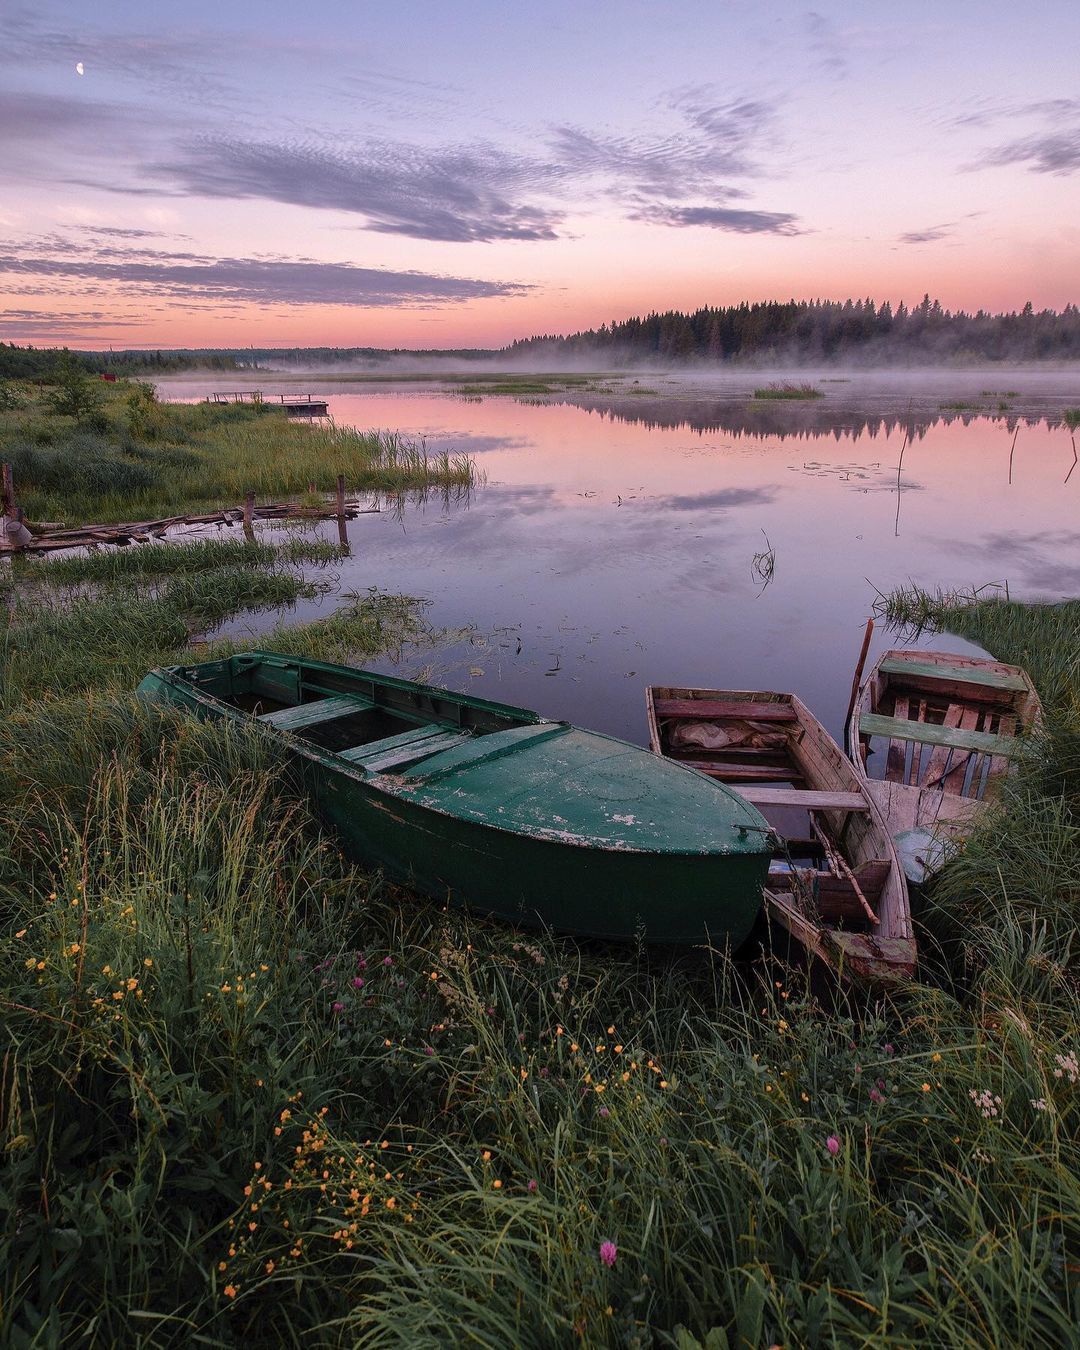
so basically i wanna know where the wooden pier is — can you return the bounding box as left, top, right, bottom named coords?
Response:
left=208, top=391, right=330, bottom=417
left=1, top=462, right=374, bottom=555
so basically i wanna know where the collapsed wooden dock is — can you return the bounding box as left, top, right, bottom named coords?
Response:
left=1, top=466, right=375, bottom=555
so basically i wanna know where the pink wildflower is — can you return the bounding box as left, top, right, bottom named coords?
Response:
left=527, top=1179, right=538, bottom=1193
left=352, top=977, right=365, bottom=989
left=332, top=1002, right=345, bottom=1013
left=826, top=1135, right=840, bottom=1156
left=599, top=1240, right=618, bottom=1268
left=382, top=956, right=393, bottom=966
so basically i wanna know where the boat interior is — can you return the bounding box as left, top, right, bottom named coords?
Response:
left=172, top=652, right=541, bottom=774
left=856, top=655, right=1033, bottom=801
left=649, top=689, right=895, bottom=930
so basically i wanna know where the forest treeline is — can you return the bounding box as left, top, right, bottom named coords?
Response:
left=504, top=297, right=1080, bottom=364
left=4, top=296, right=1080, bottom=376
left=0, top=344, right=245, bottom=381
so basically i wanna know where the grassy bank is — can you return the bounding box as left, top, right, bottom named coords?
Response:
left=0, top=380, right=476, bottom=525
left=2, top=563, right=1079, bottom=1345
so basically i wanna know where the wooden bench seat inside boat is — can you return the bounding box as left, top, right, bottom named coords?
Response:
left=877, top=656, right=1028, bottom=693
left=337, top=726, right=471, bottom=772
left=859, top=712, right=1018, bottom=758
left=258, top=694, right=374, bottom=730
left=653, top=698, right=797, bottom=721
left=736, top=787, right=869, bottom=811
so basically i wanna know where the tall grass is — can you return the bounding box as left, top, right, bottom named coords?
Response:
left=3, top=731, right=1077, bottom=1344
left=2, top=549, right=1079, bottom=1343
left=1, top=388, right=478, bottom=524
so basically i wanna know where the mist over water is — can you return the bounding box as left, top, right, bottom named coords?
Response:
left=162, top=369, right=1080, bottom=747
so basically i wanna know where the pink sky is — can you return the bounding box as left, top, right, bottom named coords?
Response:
left=2, top=1, right=1078, bottom=349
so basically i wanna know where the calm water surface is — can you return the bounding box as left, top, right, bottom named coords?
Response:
left=160, top=372, right=1080, bottom=748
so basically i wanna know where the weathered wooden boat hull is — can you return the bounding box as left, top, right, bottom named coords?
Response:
left=646, top=686, right=914, bottom=984
left=848, top=649, right=1042, bottom=881
left=138, top=653, right=774, bottom=947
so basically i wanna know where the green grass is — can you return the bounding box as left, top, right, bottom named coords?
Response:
left=751, top=383, right=824, bottom=401
left=2, top=553, right=1080, bottom=1343
left=0, top=386, right=477, bottom=525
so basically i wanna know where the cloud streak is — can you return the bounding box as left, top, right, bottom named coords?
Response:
left=637, top=204, right=803, bottom=235
left=0, top=242, right=533, bottom=307
left=154, top=137, right=564, bottom=242
left=977, top=129, right=1080, bottom=175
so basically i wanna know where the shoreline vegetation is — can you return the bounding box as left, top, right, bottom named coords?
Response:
left=0, top=369, right=476, bottom=528
left=2, top=384, right=1078, bottom=1343
left=3, top=513, right=1079, bottom=1340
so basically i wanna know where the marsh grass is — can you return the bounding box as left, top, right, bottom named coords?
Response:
left=3, top=738, right=1078, bottom=1345
left=2, top=545, right=1080, bottom=1343
left=0, top=388, right=477, bottom=525
left=751, top=383, right=823, bottom=401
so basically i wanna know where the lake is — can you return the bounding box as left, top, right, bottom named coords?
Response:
left=158, top=368, right=1080, bottom=749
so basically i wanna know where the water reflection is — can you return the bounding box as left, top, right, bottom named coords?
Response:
left=541, top=397, right=1059, bottom=441
left=162, top=374, right=1080, bottom=749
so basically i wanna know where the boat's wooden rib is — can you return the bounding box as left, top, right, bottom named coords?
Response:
left=138, top=652, right=777, bottom=947
left=848, top=648, right=1042, bottom=881
left=646, top=685, right=914, bottom=985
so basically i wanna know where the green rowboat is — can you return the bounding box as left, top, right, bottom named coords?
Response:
left=137, top=651, right=773, bottom=945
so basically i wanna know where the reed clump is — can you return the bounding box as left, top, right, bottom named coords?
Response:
left=751, top=382, right=824, bottom=400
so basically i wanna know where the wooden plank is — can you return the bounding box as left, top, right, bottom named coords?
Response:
left=941, top=706, right=980, bottom=795
left=735, top=787, right=869, bottom=811
left=685, top=763, right=804, bottom=782
left=859, top=712, right=1019, bottom=757
left=878, top=656, right=1027, bottom=692
left=653, top=698, right=797, bottom=721
left=345, top=728, right=469, bottom=773
left=920, top=701, right=965, bottom=786
left=885, top=694, right=909, bottom=784
left=908, top=698, right=928, bottom=786
left=259, top=695, right=371, bottom=730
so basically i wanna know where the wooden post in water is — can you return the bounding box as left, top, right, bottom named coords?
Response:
left=243, top=490, right=255, bottom=542
left=1, top=463, right=34, bottom=550
left=336, top=473, right=350, bottom=552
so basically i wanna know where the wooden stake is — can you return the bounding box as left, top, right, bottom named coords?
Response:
left=2, top=462, right=13, bottom=518
left=243, top=490, right=255, bottom=541
left=336, top=473, right=346, bottom=518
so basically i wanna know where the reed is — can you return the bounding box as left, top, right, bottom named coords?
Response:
left=751, top=383, right=824, bottom=400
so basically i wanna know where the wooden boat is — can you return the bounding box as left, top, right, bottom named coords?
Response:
left=137, top=652, right=775, bottom=946
left=646, top=686, right=914, bottom=984
left=848, top=649, right=1042, bottom=882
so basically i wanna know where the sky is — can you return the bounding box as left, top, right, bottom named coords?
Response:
left=2, top=0, right=1079, bottom=350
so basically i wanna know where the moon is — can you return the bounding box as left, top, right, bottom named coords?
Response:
left=75, top=62, right=84, bottom=75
